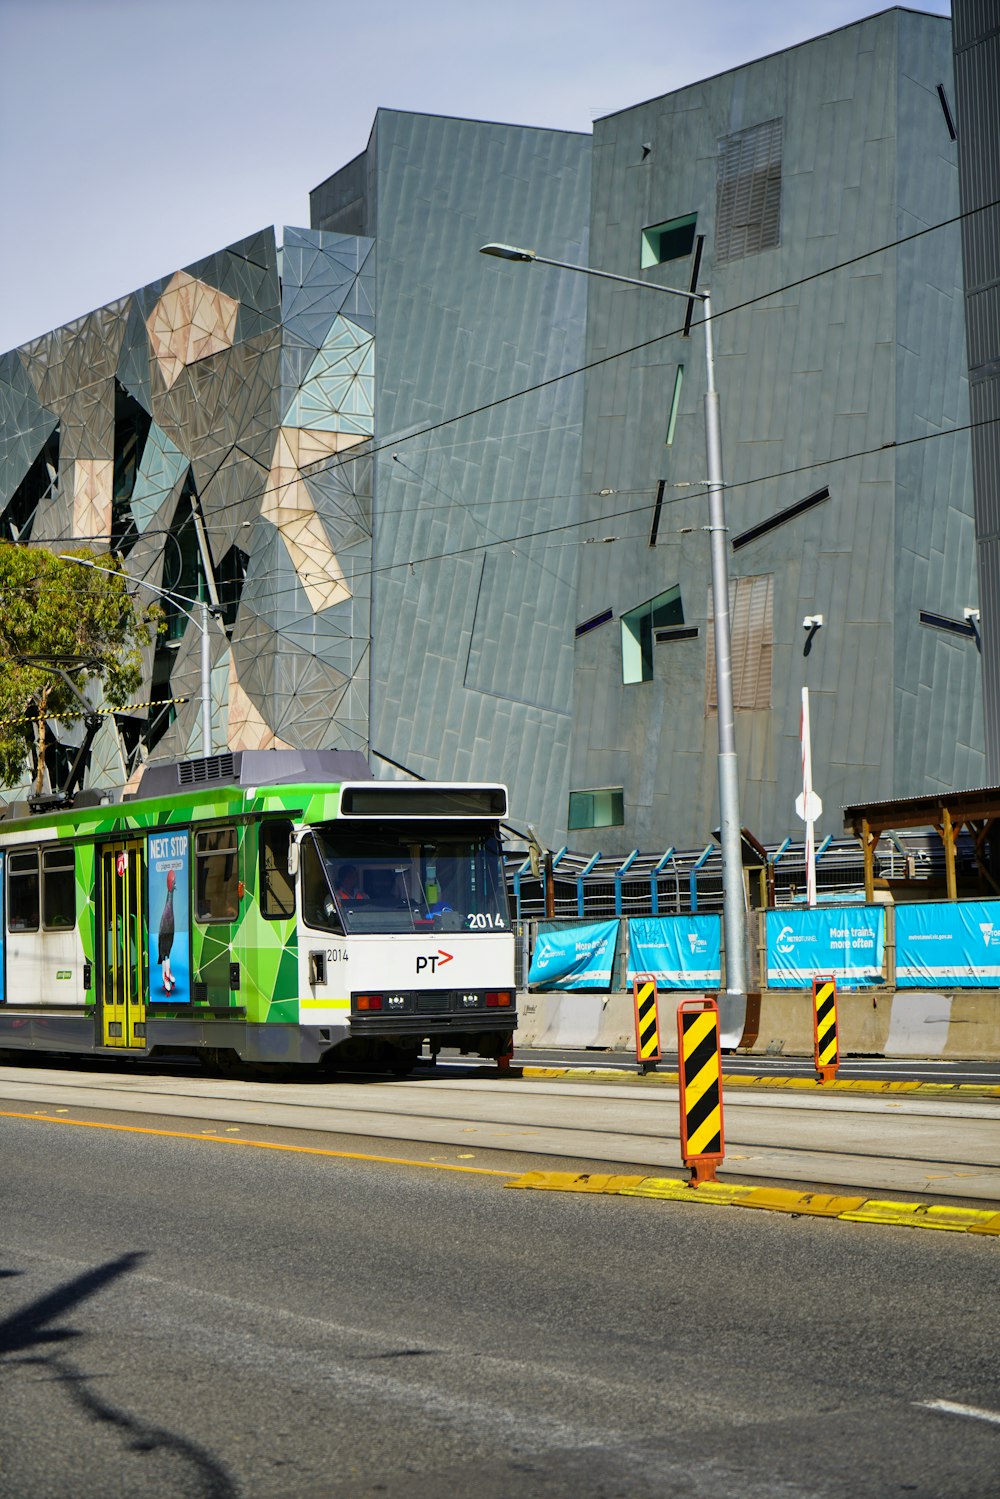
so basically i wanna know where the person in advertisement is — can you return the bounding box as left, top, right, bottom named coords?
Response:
left=148, top=833, right=190, bottom=1002
left=158, top=868, right=177, bottom=994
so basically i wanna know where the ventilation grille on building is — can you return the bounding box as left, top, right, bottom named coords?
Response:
left=716, top=118, right=783, bottom=264
left=178, top=753, right=238, bottom=785
left=706, top=575, right=774, bottom=711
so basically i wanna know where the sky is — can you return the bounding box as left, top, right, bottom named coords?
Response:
left=0, top=0, right=951, bottom=354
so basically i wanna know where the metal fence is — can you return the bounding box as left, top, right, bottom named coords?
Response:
left=505, top=829, right=978, bottom=925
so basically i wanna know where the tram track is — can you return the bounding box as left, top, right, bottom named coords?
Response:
left=1, top=1062, right=998, bottom=1205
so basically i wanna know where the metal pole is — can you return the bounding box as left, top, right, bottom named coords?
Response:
left=199, top=601, right=212, bottom=757
left=702, top=294, right=747, bottom=1007
left=480, top=247, right=750, bottom=1024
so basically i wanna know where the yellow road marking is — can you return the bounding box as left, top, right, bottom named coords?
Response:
left=0, top=1110, right=517, bottom=1178
left=507, top=1170, right=1000, bottom=1232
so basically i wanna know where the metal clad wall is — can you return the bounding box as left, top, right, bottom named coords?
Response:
left=953, top=0, right=1000, bottom=779
left=570, top=11, right=976, bottom=852
left=353, top=112, right=591, bottom=834
left=895, top=11, right=983, bottom=794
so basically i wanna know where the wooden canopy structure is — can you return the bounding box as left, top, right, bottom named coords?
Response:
left=843, top=787, right=1000, bottom=903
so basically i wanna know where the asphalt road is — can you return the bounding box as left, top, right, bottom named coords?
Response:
left=2, top=1061, right=999, bottom=1203
left=2, top=1112, right=1000, bottom=1499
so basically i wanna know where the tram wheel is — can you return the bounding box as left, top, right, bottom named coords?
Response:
left=200, top=1047, right=243, bottom=1076
left=387, top=1045, right=420, bottom=1078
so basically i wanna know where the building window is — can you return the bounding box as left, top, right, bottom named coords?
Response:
left=731, top=486, right=830, bottom=551
left=194, top=827, right=239, bottom=922
left=706, top=575, right=774, bottom=711
left=568, top=789, right=625, bottom=831
left=666, top=366, right=684, bottom=446
left=716, top=119, right=782, bottom=264
left=622, top=587, right=684, bottom=684
left=260, top=821, right=295, bottom=919
left=42, top=847, right=76, bottom=930
left=641, top=213, right=697, bottom=268
left=7, top=850, right=39, bottom=932
left=575, top=608, right=614, bottom=638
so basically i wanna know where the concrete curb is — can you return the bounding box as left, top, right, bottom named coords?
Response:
left=506, top=1170, right=1000, bottom=1233
left=519, top=1064, right=1000, bottom=1099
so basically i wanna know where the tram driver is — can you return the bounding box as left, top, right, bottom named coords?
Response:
left=334, top=864, right=369, bottom=904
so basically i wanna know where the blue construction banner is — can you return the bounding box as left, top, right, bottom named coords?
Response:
left=528, top=920, right=620, bottom=990
left=626, top=915, right=721, bottom=988
left=766, top=905, right=884, bottom=989
left=896, top=900, right=1000, bottom=986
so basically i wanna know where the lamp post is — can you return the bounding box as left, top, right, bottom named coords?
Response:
left=59, top=555, right=217, bottom=758
left=480, top=242, right=748, bottom=1016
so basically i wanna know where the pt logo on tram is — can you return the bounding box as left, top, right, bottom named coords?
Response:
left=416, top=950, right=453, bottom=974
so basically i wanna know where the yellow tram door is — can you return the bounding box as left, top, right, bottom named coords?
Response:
left=99, top=841, right=147, bottom=1049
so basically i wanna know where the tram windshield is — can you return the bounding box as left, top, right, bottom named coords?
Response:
left=301, top=820, right=509, bottom=935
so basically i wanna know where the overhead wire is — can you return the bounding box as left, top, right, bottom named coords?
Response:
left=11, top=192, right=996, bottom=545
left=4, top=195, right=998, bottom=617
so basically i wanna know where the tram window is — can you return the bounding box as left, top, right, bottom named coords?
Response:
left=260, top=821, right=295, bottom=919
left=8, top=850, right=40, bottom=932
left=42, top=847, right=76, bottom=929
left=195, top=826, right=239, bottom=922
left=301, top=838, right=344, bottom=934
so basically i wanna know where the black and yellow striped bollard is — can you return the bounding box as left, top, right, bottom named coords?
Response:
left=632, top=975, right=661, bottom=1074
left=812, top=975, right=840, bottom=1083
left=677, top=996, right=725, bottom=1185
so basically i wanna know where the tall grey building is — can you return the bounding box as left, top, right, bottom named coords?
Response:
left=953, top=0, right=1000, bottom=780
left=568, top=6, right=981, bottom=853
left=0, top=9, right=984, bottom=859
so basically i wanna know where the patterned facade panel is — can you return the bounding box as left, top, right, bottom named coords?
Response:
left=146, top=272, right=240, bottom=390
left=0, top=223, right=371, bottom=797
left=0, top=350, right=58, bottom=502
left=116, top=300, right=154, bottom=413
left=130, top=421, right=190, bottom=533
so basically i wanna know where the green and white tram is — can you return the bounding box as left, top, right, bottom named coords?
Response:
left=0, top=750, right=516, bottom=1074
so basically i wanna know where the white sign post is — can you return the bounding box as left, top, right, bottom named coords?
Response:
left=794, top=686, right=823, bottom=906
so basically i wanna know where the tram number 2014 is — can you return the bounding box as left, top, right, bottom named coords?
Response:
left=326, top=948, right=348, bottom=962
left=465, top=913, right=506, bottom=929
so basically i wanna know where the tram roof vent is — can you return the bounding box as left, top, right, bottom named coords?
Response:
left=178, top=752, right=238, bottom=786
left=131, top=749, right=374, bottom=800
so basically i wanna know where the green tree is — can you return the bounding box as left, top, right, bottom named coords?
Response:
left=0, top=545, right=159, bottom=793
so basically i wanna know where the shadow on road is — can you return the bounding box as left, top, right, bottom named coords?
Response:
left=0, top=1250, right=241, bottom=1498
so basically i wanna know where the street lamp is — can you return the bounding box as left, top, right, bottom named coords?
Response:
left=480, top=241, right=748, bottom=1020
left=59, top=555, right=218, bottom=758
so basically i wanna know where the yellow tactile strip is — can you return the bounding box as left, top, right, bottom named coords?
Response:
left=520, top=1066, right=1000, bottom=1100
left=505, top=1170, right=1000, bottom=1234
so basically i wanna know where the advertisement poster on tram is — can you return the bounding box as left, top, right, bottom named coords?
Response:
left=147, top=832, right=191, bottom=1002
